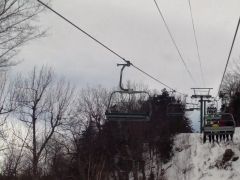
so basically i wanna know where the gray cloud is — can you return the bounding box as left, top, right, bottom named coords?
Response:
left=13, top=0, right=240, bottom=97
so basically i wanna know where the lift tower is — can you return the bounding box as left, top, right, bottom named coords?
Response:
left=191, top=88, right=212, bottom=133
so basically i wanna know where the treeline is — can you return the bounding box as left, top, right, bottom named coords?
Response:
left=0, top=66, right=192, bottom=180
left=221, top=67, right=240, bottom=126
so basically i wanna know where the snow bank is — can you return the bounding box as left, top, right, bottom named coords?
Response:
left=164, top=128, right=240, bottom=180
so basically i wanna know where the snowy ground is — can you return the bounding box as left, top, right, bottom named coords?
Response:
left=164, top=128, right=240, bottom=180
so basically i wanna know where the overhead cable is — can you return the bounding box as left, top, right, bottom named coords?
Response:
left=153, top=0, right=195, bottom=83
left=218, top=16, right=240, bottom=95
left=187, top=0, right=205, bottom=87
left=37, top=0, right=186, bottom=96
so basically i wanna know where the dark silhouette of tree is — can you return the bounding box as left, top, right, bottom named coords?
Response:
left=1, top=81, right=192, bottom=180
left=14, top=66, right=74, bottom=179
left=64, top=87, right=192, bottom=179
left=221, top=68, right=240, bottom=125
left=0, top=0, right=47, bottom=69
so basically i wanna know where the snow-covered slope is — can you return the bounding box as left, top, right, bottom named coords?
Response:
left=165, top=128, right=240, bottom=180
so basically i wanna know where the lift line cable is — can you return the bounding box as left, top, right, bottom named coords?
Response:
left=218, top=16, right=240, bottom=96
left=187, top=0, right=205, bottom=87
left=153, top=0, right=195, bottom=84
left=37, top=0, right=187, bottom=96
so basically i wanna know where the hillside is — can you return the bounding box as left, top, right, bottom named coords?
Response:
left=164, top=128, right=240, bottom=180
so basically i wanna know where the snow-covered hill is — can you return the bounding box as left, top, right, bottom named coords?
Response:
left=164, top=128, right=240, bottom=180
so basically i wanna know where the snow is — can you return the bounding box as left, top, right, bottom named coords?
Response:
left=164, top=128, right=240, bottom=180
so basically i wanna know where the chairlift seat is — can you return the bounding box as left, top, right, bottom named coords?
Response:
left=185, top=108, right=194, bottom=111
left=105, top=111, right=150, bottom=121
left=167, top=112, right=185, bottom=116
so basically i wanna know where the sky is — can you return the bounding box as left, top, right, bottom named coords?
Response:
left=12, top=0, right=240, bottom=129
left=14, top=0, right=240, bottom=95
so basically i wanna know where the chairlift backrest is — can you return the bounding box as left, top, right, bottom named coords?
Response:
left=205, top=113, right=235, bottom=126
left=207, top=106, right=217, bottom=114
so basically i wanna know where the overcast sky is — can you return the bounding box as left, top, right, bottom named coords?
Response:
left=14, top=0, right=240, bottom=99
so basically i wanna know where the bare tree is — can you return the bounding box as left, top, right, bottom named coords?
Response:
left=2, top=128, right=29, bottom=178
left=55, top=86, right=111, bottom=179
left=14, top=66, right=74, bottom=179
left=0, top=72, right=19, bottom=111
left=0, top=0, right=47, bottom=69
left=2, top=137, right=20, bottom=177
left=76, top=86, right=109, bottom=132
left=0, top=72, right=19, bottom=142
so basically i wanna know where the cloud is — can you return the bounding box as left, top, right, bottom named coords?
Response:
left=14, top=0, right=240, bottom=97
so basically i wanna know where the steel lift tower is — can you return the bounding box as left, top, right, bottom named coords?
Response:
left=191, top=88, right=212, bottom=133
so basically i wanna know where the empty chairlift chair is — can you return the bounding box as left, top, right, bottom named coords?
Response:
left=185, top=102, right=200, bottom=112
left=105, top=62, right=152, bottom=122
left=105, top=90, right=151, bottom=121
left=167, top=103, right=185, bottom=116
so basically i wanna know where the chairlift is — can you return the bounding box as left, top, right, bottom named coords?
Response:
left=185, top=108, right=194, bottom=111
left=105, top=62, right=152, bottom=122
left=187, top=107, right=201, bottom=111
left=167, top=103, right=185, bottom=116
left=207, top=106, right=217, bottom=114
left=203, top=113, right=236, bottom=143
left=185, top=102, right=200, bottom=112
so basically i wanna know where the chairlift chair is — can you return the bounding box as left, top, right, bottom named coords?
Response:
left=167, top=103, right=185, bottom=116
left=207, top=106, right=217, bottom=114
left=105, top=90, right=151, bottom=121
left=105, top=62, right=152, bottom=122
left=185, top=102, right=200, bottom=112
left=187, top=107, right=201, bottom=111
left=203, top=113, right=236, bottom=143
left=185, top=108, right=194, bottom=112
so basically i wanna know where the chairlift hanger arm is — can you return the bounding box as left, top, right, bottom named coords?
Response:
left=117, top=61, right=132, bottom=91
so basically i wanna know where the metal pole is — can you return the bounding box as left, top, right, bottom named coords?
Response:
left=203, top=100, right=206, bottom=128
left=191, top=88, right=212, bottom=133
left=200, top=97, right=203, bottom=133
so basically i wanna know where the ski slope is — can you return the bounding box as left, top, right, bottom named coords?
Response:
left=164, top=128, right=240, bottom=180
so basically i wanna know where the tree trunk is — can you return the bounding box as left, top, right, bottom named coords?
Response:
left=132, top=161, right=138, bottom=180
left=32, top=117, right=38, bottom=180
